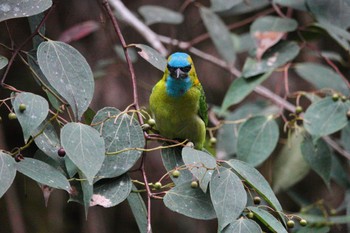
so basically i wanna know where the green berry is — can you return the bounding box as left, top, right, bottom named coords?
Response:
left=209, top=137, right=217, bottom=145
left=57, top=148, right=66, bottom=157
left=172, top=170, right=180, bottom=178
left=148, top=118, right=156, bottom=127
left=8, top=112, right=17, bottom=120
left=154, top=182, right=162, bottom=190
left=19, top=103, right=27, bottom=112
left=141, top=123, right=151, bottom=131
left=287, top=220, right=295, bottom=228
left=299, top=219, right=307, bottom=226
left=253, top=196, right=261, bottom=205
left=247, top=212, right=254, bottom=219
left=332, top=93, right=340, bottom=101
left=191, top=181, right=198, bottom=189
left=295, top=106, right=303, bottom=114
left=341, top=95, right=347, bottom=102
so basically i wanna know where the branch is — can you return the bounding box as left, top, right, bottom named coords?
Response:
left=107, top=0, right=167, bottom=56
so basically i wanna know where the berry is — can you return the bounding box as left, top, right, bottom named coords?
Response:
left=247, top=212, right=254, bottom=219
left=148, top=118, right=156, bottom=127
left=295, top=106, right=303, bottom=114
left=287, top=220, right=295, bottom=228
left=209, top=137, right=217, bottom=145
left=253, top=196, right=261, bottom=205
left=299, top=219, right=307, bottom=226
left=141, top=123, right=151, bottom=131
left=19, top=103, right=27, bottom=112
left=191, top=181, right=198, bottom=189
left=172, top=170, right=180, bottom=178
left=154, top=182, right=162, bottom=190
left=341, top=95, right=347, bottom=102
left=332, top=93, right=340, bottom=101
left=57, top=148, right=66, bottom=157
left=8, top=112, right=17, bottom=120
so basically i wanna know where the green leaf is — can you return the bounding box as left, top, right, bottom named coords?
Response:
left=242, top=41, right=300, bottom=78
left=210, top=167, right=247, bottom=231
left=226, top=160, right=284, bottom=217
left=182, top=147, right=216, bottom=193
left=61, top=123, right=105, bottom=184
left=273, top=0, right=307, bottom=11
left=127, top=185, right=148, bottom=233
left=231, top=33, right=255, bottom=53
left=272, top=131, right=310, bottom=193
left=210, top=0, right=242, bottom=12
left=161, top=145, right=193, bottom=185
left=16, top=158, right=70, bottom=192
left=301, top=136, right=332, bottom=185
left=33, top=121, right=61, bottom=159
left=221, top=71, right=272, bottom=111
left=13, top=92, right=49, bottom=143
left=138, top=5, right=183, bottom=25
left=341, top=123, right=350, bottom=153
left=247, top=206, right=287, bottom=233
left=226, top=0, right=270, bottom=15
left=91, top=107, right=144, bottom=179
left=163, top=182, right=216, bottom=220
left=91, top=174, right=132, bottom=208
left=131, top=44, right=166, bottom=71
left=199, top=7, right=236, bottom=63
left=37, top=40, right=94, bottom=120
left=28, top=13, right=46, bottom=49
left=0, top=152, right=16, bottom=198
left=114, top=46, right=138, bottom=63
left=294, top=63, right=350, bottom=95
left=331, top=155, right=350, bottom=188
left=79, top=172, right=93, bottom=217
left=0, top=55, right=8, bottom=70
left=315, top=22, right=350, bottom=51
left=0, top=0, right=52, bottom=22
left=237, top=116, right=279, bottom=167
left=251, top=16, right=298, bottom=33
left=304, top=97, right=348, bottom=137
left=221, top=218, right=262, bottom=233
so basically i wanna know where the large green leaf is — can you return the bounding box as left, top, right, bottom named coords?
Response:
left=272, top=131, right=310, bottom=193
left=341, top=123, right=350, bottom=153
left=127, top=185, right=148, bottom=233
left=164, top=182, right=216, bottom=220
left=138, top=5, right=183, bottom=25
left=247, top=207, right=287, bottom=233
left=304, top=97, right=348, bottom=137
left=236, top=116, right=279, bottom=167
left=0, top=55, right=8, bottom=70
left=16, top=158, right=70, bottom=192
left=210, top=167, right=247, bottom=231
left=210, top=0, right=242, bottom=12
left=301, top=136, right=332, bottom=185
left=37, top=41, right=94, bottom=120
left=199, top=7, right=236, bottom=63
left=294, top=63, right=350, bottom=95
left=221, top=218, right=262, bottom=233
left=251, top=16, right=298, bottom=33
left=131, top=44, right=166, bottom=71
left=227, top=160, right=283, bottom=216
left=315, top=22, right=350, bottom=51
left=13, top=92, right=49, bottom=143
left=61, top=123, right=105, bottom=184
left=91, top=174, right=132, bottom=208
left=161, top=145, right=193, bottom=185
left=0, top=152, right=16, bottom=198
left=221, top=71, right=272, bottom=112
left=33, top=121, right=60, bottom=159
left=0, top=0, right=52, bottom=22
left=91, top=107, right=144, bottom=179
left=182, top=147, right=216, bottom=193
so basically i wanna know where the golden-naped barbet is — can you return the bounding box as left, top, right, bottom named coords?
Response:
left=149, top=52, right=208, bottom=150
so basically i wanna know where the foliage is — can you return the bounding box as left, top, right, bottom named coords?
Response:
left=1, top=0, right=350, bottom=232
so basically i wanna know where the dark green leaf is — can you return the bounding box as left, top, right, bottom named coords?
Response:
left=199, top=7, right=236, bottom=63
left=164, top=182, right=216, bottom=220
left=61, top=123, right=105, bottom=184
left=0, top=55, right=8, bottom=70
left=251, top=16, right=298, bottom=33
left=231, top=33, right=255, bottom=53
left=221, top=218, right=262, bottom=233
left=13, top=92, right=49, bottom=143
left=273, top=0, right=307, bottom=11
left=301, top=136, right=332, bottom=185
left=304, top=97, right=348, bottom=137
left=225, top=0, right=270, bottom=15
left=182, top=147, right=216, bottom=193
left=79, top=172, right=93, bottom=217
left=33, top=121, right=61, bottom=160
left=28, top=13, right=45, bottom=48
left=247, top=206, right=287, bottom=233
left=294, top=63, right=350, bottom=95
left=210, top=0, right=242, bottom=12
left=138, top=5, right=183, bottom=25
left=0, top=0, right=52, bottom=22
left=272, top=131, right=310, bottom=193
left=221, top=71, right=272, bottom=111
left=16, top=158, right=70, bottom=192
left=91, top=174, right=132, bottom=208
left=37, top=41, right=94, bottom=120
left=315, top=22, right=350, bottom=51
left=161, top=145, right=193, bottom=185
left=210, top=167, right=246, bottom=230
left=0, top=151, right=16, bottom=198
left=91, top=107, right=144, bottom=179
left=341, top=123, right=350, bottom=153
left=127, top=185, right=148, bottom=233
left=331, top=156, right=350, bottom=188
left=131, top=44, right=166, bottom=71
left=237, top=116, right=279, bottom=167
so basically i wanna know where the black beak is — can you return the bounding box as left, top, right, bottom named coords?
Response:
left=170, top=68, right=187, bottom=79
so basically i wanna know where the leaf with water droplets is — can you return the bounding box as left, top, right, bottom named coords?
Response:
left=0, top=151, right=16, bottom=198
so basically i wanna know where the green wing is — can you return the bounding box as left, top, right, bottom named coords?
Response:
left=197, top=85, right=208, bottom=126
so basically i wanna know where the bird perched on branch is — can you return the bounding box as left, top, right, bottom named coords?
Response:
left=149, top=52, right=208, bottom=150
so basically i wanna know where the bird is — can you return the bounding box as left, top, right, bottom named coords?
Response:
left=149, top=52, right=208, bottom=150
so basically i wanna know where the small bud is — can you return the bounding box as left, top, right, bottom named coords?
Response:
left=253, top=196, right=261, bottom=205
left=247, top=212, right=254, bottom=219
left=295, top=106, right=303, bottom=114
left=332, top=93, right=340, bottom=101
left=209, top=137, right=217, bottom=145
left=191, top=181, right=198, bottom=189
left=57, top=148, right=66, bottom=157
left=154, top=182, right=162, bottom=190
left=8, top=112, right=17, bottom=120
left=19, top=103, right=27, bottom=112
left=172, top=170, right=180, bottom=178
left=148, top=118, right=156, bottom=127
left=299, top=219, right=307, bottom=226
left=287, top=220, right=295, bottom=228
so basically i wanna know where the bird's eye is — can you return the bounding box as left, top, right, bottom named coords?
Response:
left=180, top=65, right=191, bottom=73
left=167, top=65, right=176, bottom=73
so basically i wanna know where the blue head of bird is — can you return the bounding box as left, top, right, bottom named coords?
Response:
left=165, top=52, right=198, bottom=98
